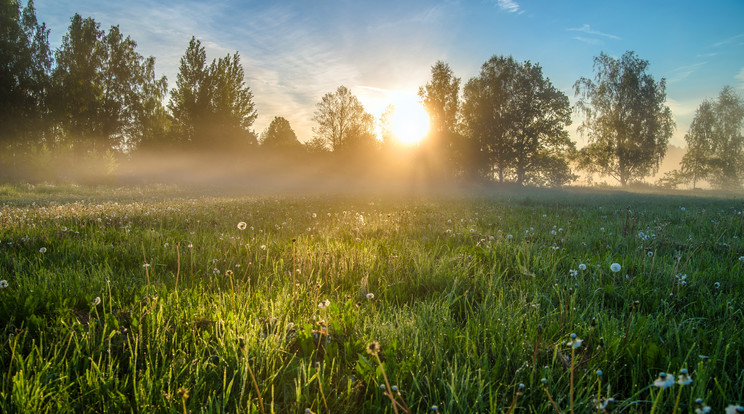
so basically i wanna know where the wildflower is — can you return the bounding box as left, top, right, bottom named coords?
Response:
left=725, top=405, right=744, bottom=414
left=506, top=234, right=513, bottom=240
left=610, top=263, right=621, bottom=273
left=677, top=368, right=692, bottom=385
left=579, top=263, right=587, bottom=271
left=392, top=385, right=398, bottom=392
left=739, top=256, right=744, bottom=262
left=0, top=280, right=8, bottom=289
left=237, top=222, right=247, bottom=230
left=432, top=406, right=439, bottom=411
left=260, top=244, right=266, bottom=250
left=379, top=384, right=386, bottom=390
left=366, top=341, right=380, bottom=355
left=653, top=372, right=674, bottom=388
left=541, top=378, right=547, bottom=384
left=597, top=369, right=603, bottom=377
left=143, top=263, right=150, bottom=268
left=567, top=333, right=583, bottom=348
left=714, top=282, right=721, bottom=289
left=318, top=299, right=330, bottom=309
left=92, top=296, right=101, bottom=306
left=597, top=398, right=615, bottom=411
left=569, top=269, right=578, bottom=277
left=355, top=237, right=361, bottom=242
left=39, top=247, right=47, bottom=253
left=366, top=293, right=375, bottom=300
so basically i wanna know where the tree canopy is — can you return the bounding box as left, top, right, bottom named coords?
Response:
left=574, top=51, right=674, bottom=186
left=679, top=86, right=744, bottom=189
left=312, top=85, right=376, bottom=153
left=462, top=55, right=575, bottom=185
left=168, top=37, right=257, bottom=151
left=261, top=116, right=302, bottom=150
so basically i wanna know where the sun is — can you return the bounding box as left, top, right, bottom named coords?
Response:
left=389, top=94, right=430, bottom=145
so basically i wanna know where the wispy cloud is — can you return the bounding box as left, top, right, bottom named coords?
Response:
left=713, top=33, right=744, bottom=48
left=495, top=0, right=521, bottom=14
left=668, top=62, right=708, bottom=84
left=572, top=36, right=601, bottom=45
left=696, top=52, right=718, bottom=58
left=567, top=24, right=621, bottom=40
left=736, top=67, right=744, bottom=90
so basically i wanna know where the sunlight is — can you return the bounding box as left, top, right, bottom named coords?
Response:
left=390, top=94, right=430, bottom=145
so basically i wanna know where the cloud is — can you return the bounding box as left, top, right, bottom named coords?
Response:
left=713, top=33, right=744, bottom=48
left=696, top=52, right=718, bottom=58
left=567, top=24, right=621, bottom=40
left=572, top=36, right=601, bottom=45
left=495, top=0, right=521, bottom=14
left=668, top=62, right=708, bottom=84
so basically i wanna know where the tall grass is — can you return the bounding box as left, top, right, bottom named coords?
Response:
left=0, top=185, right=742, bottom=412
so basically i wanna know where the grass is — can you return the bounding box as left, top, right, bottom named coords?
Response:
left=0, top=184, right=743, bottom=413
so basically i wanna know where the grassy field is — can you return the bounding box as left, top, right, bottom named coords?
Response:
left=0, top=183, right=743, bottom=413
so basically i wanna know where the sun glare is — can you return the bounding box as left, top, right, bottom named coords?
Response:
left=390, top=95, right=430, bottom=145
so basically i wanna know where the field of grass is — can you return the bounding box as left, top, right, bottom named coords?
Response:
left=1, top=183, right=743, bottom=413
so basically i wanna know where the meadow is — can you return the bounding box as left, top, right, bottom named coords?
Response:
left=0, top=183, right=743, bottom=413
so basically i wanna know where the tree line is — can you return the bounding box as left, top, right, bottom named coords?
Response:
left=2, top=1, right=743, bottom=189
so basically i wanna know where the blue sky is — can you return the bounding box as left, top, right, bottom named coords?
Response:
left=35, top=0, right=744, bottom=147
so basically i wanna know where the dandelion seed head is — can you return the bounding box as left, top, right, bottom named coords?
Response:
left=579, top=263, right=587, bottom=271
left=0, top=280, right=8, bottom=289
left=39, top=247, right=47, bottom=253
left=366, top=293, right=374, bottom=300
left=610, top=263, right=621, bottom=273
left=366, top=341, right=380, bottom=355
left=654, top=372, right=675, bottom=388
left=92, top=296, right=101, bottom=306
left=237, top=222, right=247, bottom=230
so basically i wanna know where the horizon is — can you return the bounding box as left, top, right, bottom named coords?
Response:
left=34, top=0, right=744, bottom=149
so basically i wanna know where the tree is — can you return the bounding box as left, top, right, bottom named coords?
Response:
left=0, top=0, right=51, bottom=152
left=51, top=14, right=167, bottom=155
left=463, top=55, right=575, bottom=184
left=574, top=51, right=674, bottom=186
left=312, top=85, right=376, bottom=152
left=419, top=61, right=462, bottom=176
left=679, top=101, right=715, bottom=188
left=679, top=86, right=744, bottom=190
left=168, top=37, right=257, bottom=150
left=207, top=52, right=257, bottom=149
left=261, top=116, right=302, bottom=150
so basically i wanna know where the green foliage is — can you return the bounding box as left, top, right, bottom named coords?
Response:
left=0, top=185, right=743, bottom=412
left=0, top=0, right=51, bottom=152
left=312, top=85, right=377, bottom=153
left=679, top=86, right=744, bottom=190
left=463, top=55, right=575, bottom=184
left=50, top=14, right=167, bottom=155
left=260, top=116, right=302, bottom=151
left=168, top=37, right=258, bottom=151
left=574, top=51, right=675, bottom=186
